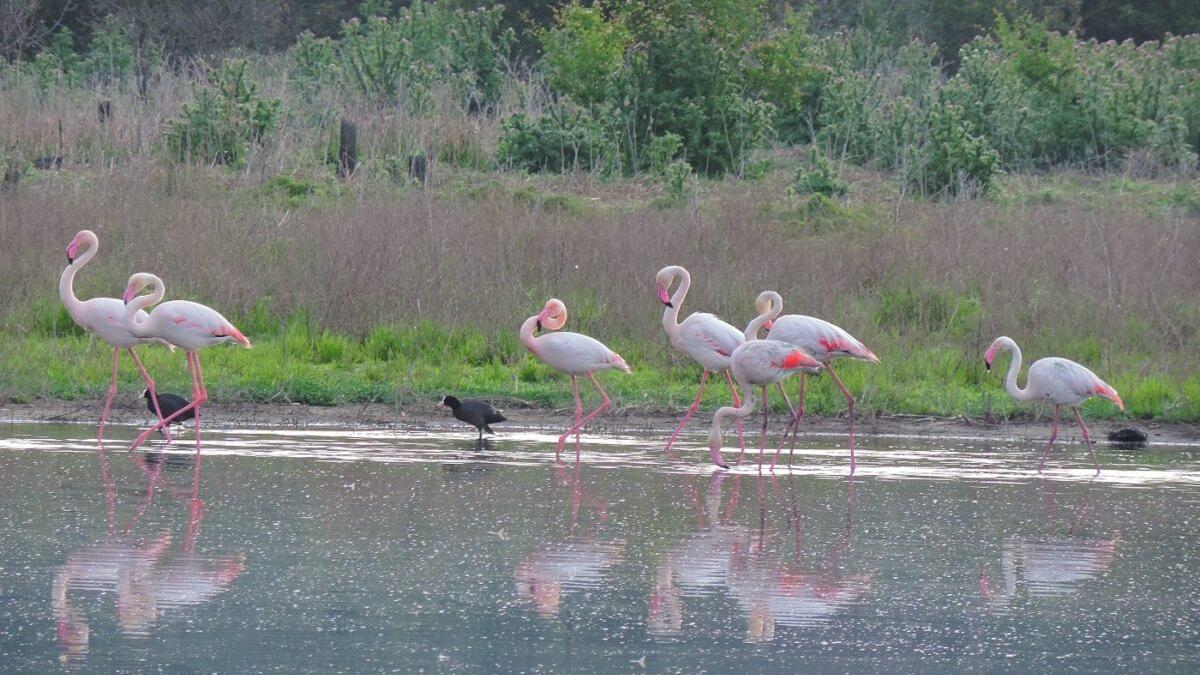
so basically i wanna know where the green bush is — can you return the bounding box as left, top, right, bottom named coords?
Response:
left=788, top=150, right=848, bottom=199
left=164, top=60, right=281, bottom=166
left=906, top=100, right=1000, bottom=197
left=497, top=109, right=618, bottom=174
left=290, top=0, right=513, bottom=111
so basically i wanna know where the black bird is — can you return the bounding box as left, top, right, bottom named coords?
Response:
left=439, top=395, right=507, bottom=440
left=143, top=389, right=195, bottom=431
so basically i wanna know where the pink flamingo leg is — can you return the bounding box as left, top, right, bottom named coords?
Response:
left=785, top=372, right=807, bottom=466
left=1038, top=404, right=1061, bottom=473
left=127, top=347, right=172, bottom=443
left=129, top=351, right=207, bottom=453
left=574, top=375, right=583, bottom=458
left=97, top=347, right=121, bottom=442
left=1073, top=406, right=1101, bottom=474
left=555, top=372, right=612, bottom=456
left=758, top=385, right=769, bottom=465
left=556, top=376, right=583, bottom=460
left=723, top=370, right=746, bottom=460
left=824, top=363, right=857, bottom=475
left=665, top=370, right=709, bottom=452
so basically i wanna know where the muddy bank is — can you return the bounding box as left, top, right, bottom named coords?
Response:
left=2, top=398, right=1198, bottom=446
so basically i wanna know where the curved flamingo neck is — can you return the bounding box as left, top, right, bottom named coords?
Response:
left=707, top=375, right=756, bottom=449
left=124, top=279, right=165, bottom=338
left=1000, top=338, right=1033, bottom=401
left=744, top=291, right=782, bottom=341
left=661, top=266, right=691, bottom=340
left=59, top=242, right=98, bottom=323
left=519, top=315, right=540, bottom=354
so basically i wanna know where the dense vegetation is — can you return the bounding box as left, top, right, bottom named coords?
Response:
left=1, top=1, right=1197, bottom=421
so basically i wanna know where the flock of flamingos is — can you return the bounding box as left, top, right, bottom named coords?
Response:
left=60, top=229, right=1126, bottom=473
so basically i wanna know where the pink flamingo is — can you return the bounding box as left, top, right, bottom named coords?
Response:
left=984, top=336, right=1124, bottom=473
left=757, top=292, right=880, bottom=473
left=656, top=265, right=745, bottom=452
left=708, top=293, right=821, bottom=468
left=520, top=298, right=632, bottom=459
left=121, top=273, right=251, bottom=454
left=59, top=230, right=173, bottom=442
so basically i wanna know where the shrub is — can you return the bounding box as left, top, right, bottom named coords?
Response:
left=164, top=60, right=282, bottom=166
left=497, top=109, right=618, bottom=174
left=788, top=149, right=848, bottom=199
left=540, top=3, right=631, bottom=107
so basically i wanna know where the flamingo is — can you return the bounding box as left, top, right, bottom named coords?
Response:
left=758, top=292, right=880, bottom=472
left=59, top=230, right=173, bottom=442
left=707, top=292, right=821, bottom=469
left=655, top=265, right=745, bottom=453
left=121, top=273, right=251, bottom=454
left=520, top=298, right=632, bottom=459
left=984, top=336, right=1124, bottom=473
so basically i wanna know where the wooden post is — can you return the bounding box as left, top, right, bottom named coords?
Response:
left=408, top=154, right=428, bottom=185
left=337, top=119, right=357, bottom=179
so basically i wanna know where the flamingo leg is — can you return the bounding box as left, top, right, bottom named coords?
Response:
left=665, top=370, right=710, bottom=453
left=128, top=347, right=172, bottom=443
left=556, top=375, right=583, bottom=459
left=129, top=351, right=207, bottom=453
left=190, top=353, right=204, bottom=462
left=824, top=363, right=857, bottom=475
left=556, top=372, right=613, bottom=456
left=758, top=385, right=769, bottom=465
left=723, top=370, right=746, bottom=462
left=1038, top=404, right=1061, bottom=474
left=771, top=378, right=804, bottom=470
left=1073, top=406, right=1101, bottom=474
left=786, top=372, right=807, bottom=466
left=97, top=346, right=120, bottom=442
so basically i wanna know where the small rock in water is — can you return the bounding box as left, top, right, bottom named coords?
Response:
left=1107, top=426, right=1149, bottom=444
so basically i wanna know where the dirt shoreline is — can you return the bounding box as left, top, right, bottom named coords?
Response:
left=2, top=398, right=1198, bottom=445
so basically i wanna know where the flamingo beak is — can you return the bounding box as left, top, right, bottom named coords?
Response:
left=66, top=242, right=78, bottom=264
left=535, top=319, right=542, bottom=332
left=984, top=359, right=991, bottom=372
left=122, top=285, right=136, bottom=305
left=657, top=286, right=672, bottom=307
left=763, top=319, right=773, bottom=331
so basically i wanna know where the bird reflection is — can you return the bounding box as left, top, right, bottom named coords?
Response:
left=651, top=472, right=870, bottom=641
left=980, top=480, right=1117, bottom=609
left=515, top=459, right=625, bottom=617
left=53, top=441, right=245, bottom=667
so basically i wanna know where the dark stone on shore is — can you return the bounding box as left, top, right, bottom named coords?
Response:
left=1107, top=426, right=1149, bottom=445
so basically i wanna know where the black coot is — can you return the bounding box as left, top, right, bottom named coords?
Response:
left=143, top=389, right=196, bottom=430
left=439, top=395, right=507, bottom=439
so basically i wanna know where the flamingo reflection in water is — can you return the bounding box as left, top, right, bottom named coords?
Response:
left=979, top=480, right=1117, bottom=609
left=52, top=442, right=244, bottom=666
left=515, top=460, right=625, bottom=617
left=650, top=472, right=871, bottom=642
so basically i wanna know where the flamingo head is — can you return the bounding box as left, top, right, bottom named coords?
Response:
left=122, top=273, right=157, bottom=305
left=536, top=298, right=568, bottom=333
left=983, top=336, right=1011, bottom=372
left=65, top=230, right=96, bottom=264
left=654, top=267, right=678, bottom=307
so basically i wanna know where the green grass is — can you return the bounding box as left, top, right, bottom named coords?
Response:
left=2, top=312, right=1195, bottom=422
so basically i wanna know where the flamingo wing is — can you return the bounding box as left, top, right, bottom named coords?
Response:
left=1031, top=357, right=1123, bottom=409
left=678, top=313, right=743, bottom=367
left=768, top=315, right=878, bottom=363
left=536, top=331, right=628, bottom=374
left=150, top=300, right=250, bottom=350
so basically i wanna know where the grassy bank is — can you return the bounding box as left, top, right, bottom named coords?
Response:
left=2, top=165, right=1197, bottom=422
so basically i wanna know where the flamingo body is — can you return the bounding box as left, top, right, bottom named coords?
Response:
left=529, top=331, right=629, bottom=376
left=521, top=298, right=631, bottom=457
left=670, top=312, right=743, bottom=372
left=707, top=292, right=821, bottom=468
left=656, top=266, right=748, bottom=454
left=984, top=336, right=1123, bottom=473
left=129, top=300, right=251, bottom=352
left=766, top=314, right=878, bottom=365
left=67, top=298, right=161, bottom=348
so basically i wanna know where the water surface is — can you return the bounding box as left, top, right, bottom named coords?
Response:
left=2, top=423, right=1199, bottom=673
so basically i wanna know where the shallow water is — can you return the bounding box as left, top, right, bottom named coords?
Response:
left=2, top=422, right=1199, bottom=673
